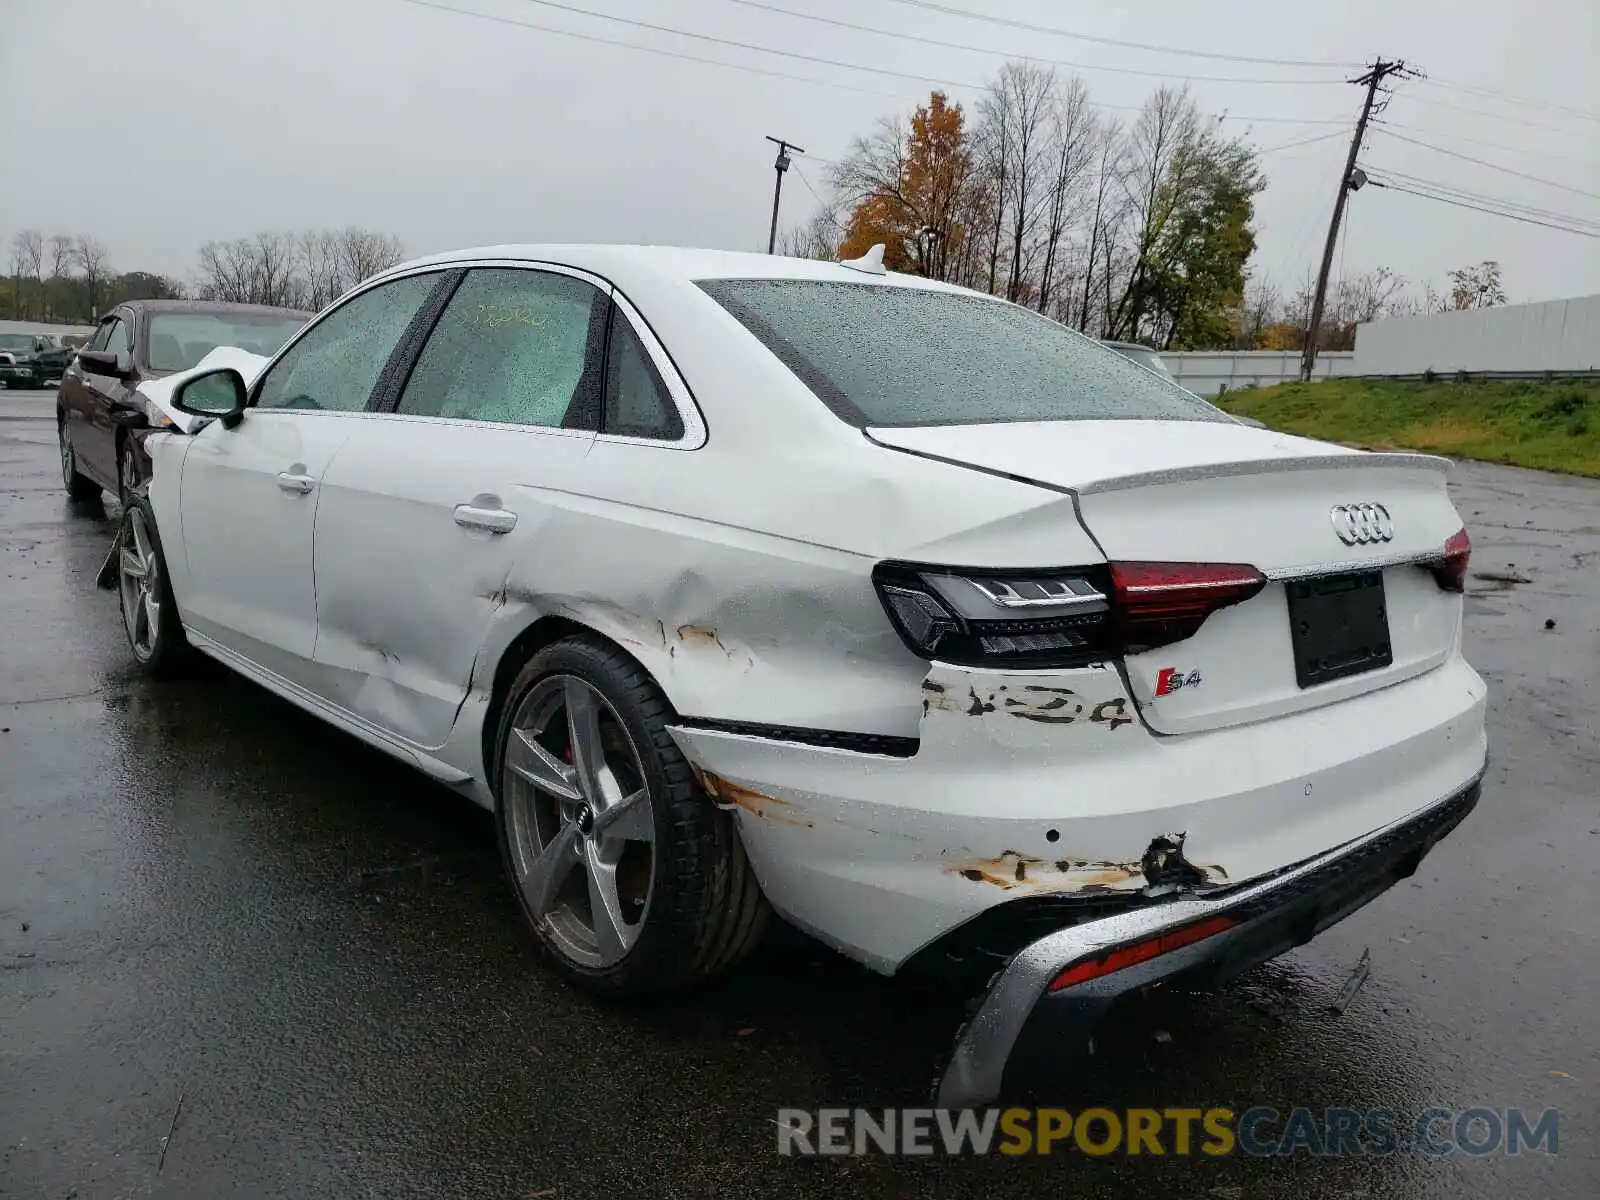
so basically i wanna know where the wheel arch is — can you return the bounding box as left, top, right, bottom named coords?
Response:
left=478, top=613, right=673, bottom=793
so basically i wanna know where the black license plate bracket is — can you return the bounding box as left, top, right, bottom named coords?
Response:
left=1285, top=570, right=1392, bottom=688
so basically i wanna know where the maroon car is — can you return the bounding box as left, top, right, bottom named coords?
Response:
left=57, top=300, right=309, bottom=503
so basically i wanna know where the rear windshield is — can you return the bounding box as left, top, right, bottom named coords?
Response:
left=698, top=279, right=1225, bottom=427
left=147, top=312, right=308, bottom=373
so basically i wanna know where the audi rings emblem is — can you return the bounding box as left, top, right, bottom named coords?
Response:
left=1330, top=502, right=1394, bottom=545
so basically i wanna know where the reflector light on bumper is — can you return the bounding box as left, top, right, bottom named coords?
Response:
left=1048, top=915, right=1238, bottom=991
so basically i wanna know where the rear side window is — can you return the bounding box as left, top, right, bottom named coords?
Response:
left=603, top=312, right=683, bottom=440
left=397, top=268, right=606, bottom=430
left=698, top=279, right=1227, bottom=428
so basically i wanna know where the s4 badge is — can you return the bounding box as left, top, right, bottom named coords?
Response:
left=1155, top=667, right=1202, bottom=697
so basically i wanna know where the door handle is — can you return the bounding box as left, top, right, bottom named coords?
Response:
left=453, top=504, right=517, bottom=534
left=277, top=472, right=316, bottom=494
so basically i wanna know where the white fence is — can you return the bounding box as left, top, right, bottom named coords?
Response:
left=1161, top=294, right=1600, bottom=394
left=1161, top=350, right=1355, bottom=396
left=0, top=319, right=96, bottom=343
left=1354, top=294, right=1600, bottom=376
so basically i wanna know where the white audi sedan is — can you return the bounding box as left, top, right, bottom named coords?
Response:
left=115, top=244, right=1486, bottom=1107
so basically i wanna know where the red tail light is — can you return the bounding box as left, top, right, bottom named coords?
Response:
left=1430, top=528, right=1471, bottom=592
left=1049, top=915, right=1238, bottom=991
left=1109, top=561, right=1267, bottom=653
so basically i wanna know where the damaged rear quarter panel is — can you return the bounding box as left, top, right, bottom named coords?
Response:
left=468, top=430, right=1102, bottom=739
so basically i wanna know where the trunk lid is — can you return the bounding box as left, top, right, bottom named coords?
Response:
left=869, top=420, right=1466, bottom=733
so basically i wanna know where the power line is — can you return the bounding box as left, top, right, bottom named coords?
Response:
left=1364, top=176, right=1600, bottom=238
left=1358, top=165, right=1600, bottom=229
left=1373, top=120, right=1597, bottom=166
left=1371, top=128, right=1600, bottom=201
left=1256, top=129, right=1348, bottom=155
left=397, top=0, right=911, bottom=100
left=791, top=161, right=836, bottom=218
left=873, top=0, right=1360, bottom=68
left=723, top=0, right=1348, bottom=86
left=508, top=0, right=997, bottom=92
left=1398, top=90, right=1595, bottom=135
left=497, top=0, right=1353, bottom=123
left=1417, top=77, right=1599, bottom=124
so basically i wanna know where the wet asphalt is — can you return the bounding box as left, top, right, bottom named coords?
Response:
left=1, top=386, right=1596, bottom=1198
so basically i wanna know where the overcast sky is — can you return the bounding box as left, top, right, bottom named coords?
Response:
left=3, top=0, right=1596, bottom=304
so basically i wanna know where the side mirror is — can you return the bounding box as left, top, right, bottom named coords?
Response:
left=171, top=367, right=249, bottom=429
left=77, top=349, right=124, bottom=377
left=109, top=407, right=149, bottom=430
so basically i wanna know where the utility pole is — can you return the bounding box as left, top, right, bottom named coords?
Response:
left=1301, top=58, right=1418, bottom=381
left=765, top=135, right=803, bottom=255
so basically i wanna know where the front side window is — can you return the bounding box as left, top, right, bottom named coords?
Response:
left=397, top=268, right=606, bottom=430
left=105, top=317, right=133, bottom=358
left=148, top=311, right=308, bottom=373
left=86, top=320, right=115, bottom=352
left=255, top=273, right=439, bottom=413
left=699, top=279, right=1228, bottom=428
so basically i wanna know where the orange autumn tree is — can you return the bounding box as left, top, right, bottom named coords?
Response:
left=835, top=92, right=976, bottom=279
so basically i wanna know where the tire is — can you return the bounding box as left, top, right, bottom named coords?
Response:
left=117, top=434, right=142, bottom=507
left=116, top=497, right=194, bottom=676
left=59, top=420, right=101, bottom=502
left=493, top=635, right=769, bottom=997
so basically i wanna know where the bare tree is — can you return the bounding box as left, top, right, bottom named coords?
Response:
left=9, top=231, right=43, bottom=319
left=334, top=228, right=405, bottom=293
left=73, top=236, right=112, bottom=319
left=1338, top=266, right=1410, bottom=325
left=1035, top=77, right=1095, bottom=316
left=979, top=62, right=1058, bottom=303
left=195, top=238, right=259, bottom=303
left=197, top=227, right=403, bottom=308
left=251, top=231, right=303, bottom=308
left=1236, top=277, right=1282, bottom=348
left=1448, top=260, right=1506, bottom=310
left=1077, top=121, right=1124, bottom=335
left=779, top=204, right=845, bottom=261
left=298, top=230, right=343, bottom=310
left=1107, top=86, right=1203, bottom=341
left=47, top=235, right=74, bottom=281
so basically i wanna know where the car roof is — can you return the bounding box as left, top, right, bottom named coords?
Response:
left=120, top=299, right=313, bottom=318
left=379, top=243, right=975, bottom=296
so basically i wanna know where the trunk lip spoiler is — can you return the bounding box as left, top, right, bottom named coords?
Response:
left=863, top=428, right=1451, bottom=497
left=1264, top=545, right=1456, bottom=582
left=1075, top=451, right=1452, bottom=496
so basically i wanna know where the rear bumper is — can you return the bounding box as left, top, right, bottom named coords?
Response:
left=668, top=655, right=1488, bottom=973
left=935, top=773, right=1483, bottom=1108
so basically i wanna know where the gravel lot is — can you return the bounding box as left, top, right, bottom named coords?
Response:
left=2, top=385, right=1595, bottom=1197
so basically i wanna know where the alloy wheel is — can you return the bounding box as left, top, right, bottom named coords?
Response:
left=503, top=675, right=657, bottom=968
left=118, top=509, right=162, bottom=661
left=60, top=430, right=74, bottom=489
